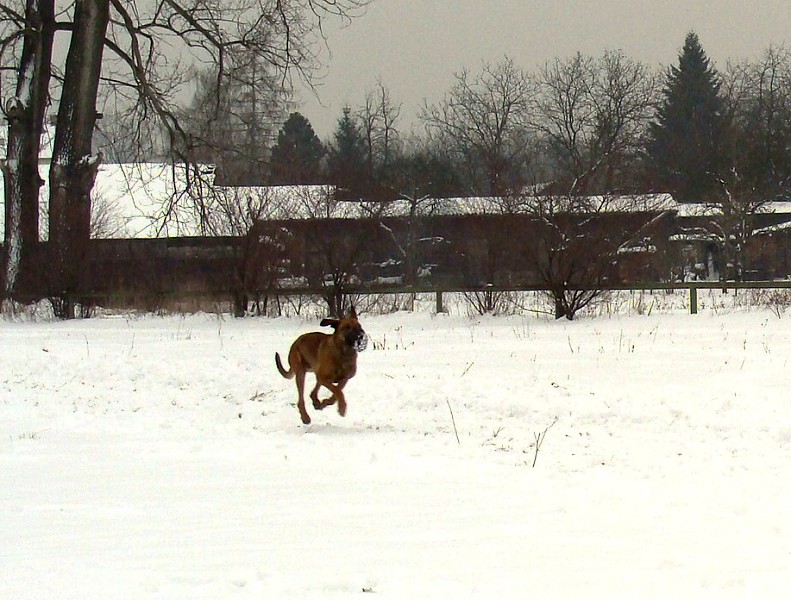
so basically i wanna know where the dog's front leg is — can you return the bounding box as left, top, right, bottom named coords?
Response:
left=309, top=381, right=324, bottom=410
left=319, top=379, right=348, bottom=417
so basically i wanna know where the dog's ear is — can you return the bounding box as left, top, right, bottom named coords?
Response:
left=349, top=305, right=357, bottom=319
left=320, top=318, right=340, bottom=329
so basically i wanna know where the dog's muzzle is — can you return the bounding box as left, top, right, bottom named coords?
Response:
left=353, top=332, right=369, bottom=352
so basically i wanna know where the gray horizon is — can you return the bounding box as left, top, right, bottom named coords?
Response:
left=296, top=0, right=791, bottom=137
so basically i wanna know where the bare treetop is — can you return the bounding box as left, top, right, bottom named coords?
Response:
left=97, top=1, right=369, bottom=157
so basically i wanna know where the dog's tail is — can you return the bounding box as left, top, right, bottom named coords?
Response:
left=275, top=352, right=293, bottom=379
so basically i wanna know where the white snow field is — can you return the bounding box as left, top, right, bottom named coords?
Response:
left=2, top=292, right=790, bottom=599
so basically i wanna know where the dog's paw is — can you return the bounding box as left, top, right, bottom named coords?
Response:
left=300, top=414, right=311, bottom=425
left=338, top=403, right=347, bottom=417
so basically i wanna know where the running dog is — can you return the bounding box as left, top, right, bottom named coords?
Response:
left=275, top=309, right=368, bottom=424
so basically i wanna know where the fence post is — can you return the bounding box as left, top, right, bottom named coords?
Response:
left=689, top=286, right=698, bottom=315
left=435, top=290, right=445, bottom=313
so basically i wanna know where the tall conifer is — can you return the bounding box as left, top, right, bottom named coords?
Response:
left=269, top=112, right=325, bottom=184
left=326, top=107, right=370, bottom=195
left=647, top=32, right=728, bottom=201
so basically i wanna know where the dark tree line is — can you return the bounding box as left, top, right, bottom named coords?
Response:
left=4, top=16, right=791, bottom=318
left=263, top=32, right=791, bottom=208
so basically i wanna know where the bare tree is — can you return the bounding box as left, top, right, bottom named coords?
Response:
left=1, top=0, right=371, bottom=312
left=533, top=50, right=656, bottom=195
left=709, top=47, right=791, bottom=280
left=356, top=80, right=402, bottom=182
left=289, top=186, right=374, bottom=315
left=421, top=56, right=535, bottom=196
left=517, top=193, right=671, bottom=319
left=723, top=51, right=784, bottom=180
left=205, top=186, right=292, bottom=316
left=182, top=59, right=290, bottom=186
left=360, top=191, right=449, bottom=288
left=519, top=51, right=662, bottom=318
left=0, top=0, right=53, bottom=297
left=47, top=0, right=110, bottom=318
left=89, top=190, right=126, bottom=239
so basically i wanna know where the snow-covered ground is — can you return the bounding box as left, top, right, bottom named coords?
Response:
left=2, top=292, right=790, bottom=599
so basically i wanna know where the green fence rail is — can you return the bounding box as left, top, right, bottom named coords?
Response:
left=269, top=280, right=791, bottom=315
left=13, top=280, right=791, bottom=315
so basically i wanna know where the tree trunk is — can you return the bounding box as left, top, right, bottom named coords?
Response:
left=1, top=0, right=54, bottom=298
left=554, top=295, right=565, bottom=320
left=48, top=0, right=110, bottom=318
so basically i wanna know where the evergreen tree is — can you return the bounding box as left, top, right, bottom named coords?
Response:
left=647, top=32, right=728, bottom=202
left=326, top=106, right=370, bottom=196
left=269, top=112, right=325, bottom=184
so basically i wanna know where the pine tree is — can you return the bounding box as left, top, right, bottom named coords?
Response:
left=647, top=32, right=728, bottom=202
left=269, top=112, right=325, bottom=184
left=326, top=106, right=370, bottom=196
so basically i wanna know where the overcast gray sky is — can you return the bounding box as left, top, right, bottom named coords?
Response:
left=297, top=0, right=791, bottom=138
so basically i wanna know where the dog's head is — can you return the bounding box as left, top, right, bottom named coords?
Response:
left=321, top=308, right=368, bottom=352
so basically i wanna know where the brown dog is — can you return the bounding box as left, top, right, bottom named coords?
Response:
left=275, top=309, right=368, bottom=424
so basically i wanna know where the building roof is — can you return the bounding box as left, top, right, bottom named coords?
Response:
left=5, top=157, right=791, bottom=239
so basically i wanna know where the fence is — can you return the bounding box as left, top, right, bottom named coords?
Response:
left=268, top=280, right=791, bottom=315
left=9, top=279, right=791, bottom=316
left=598, top=281, right=791, bottom=314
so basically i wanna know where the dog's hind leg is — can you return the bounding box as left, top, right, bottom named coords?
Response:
left=295, top=370, right=311, bottom=424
